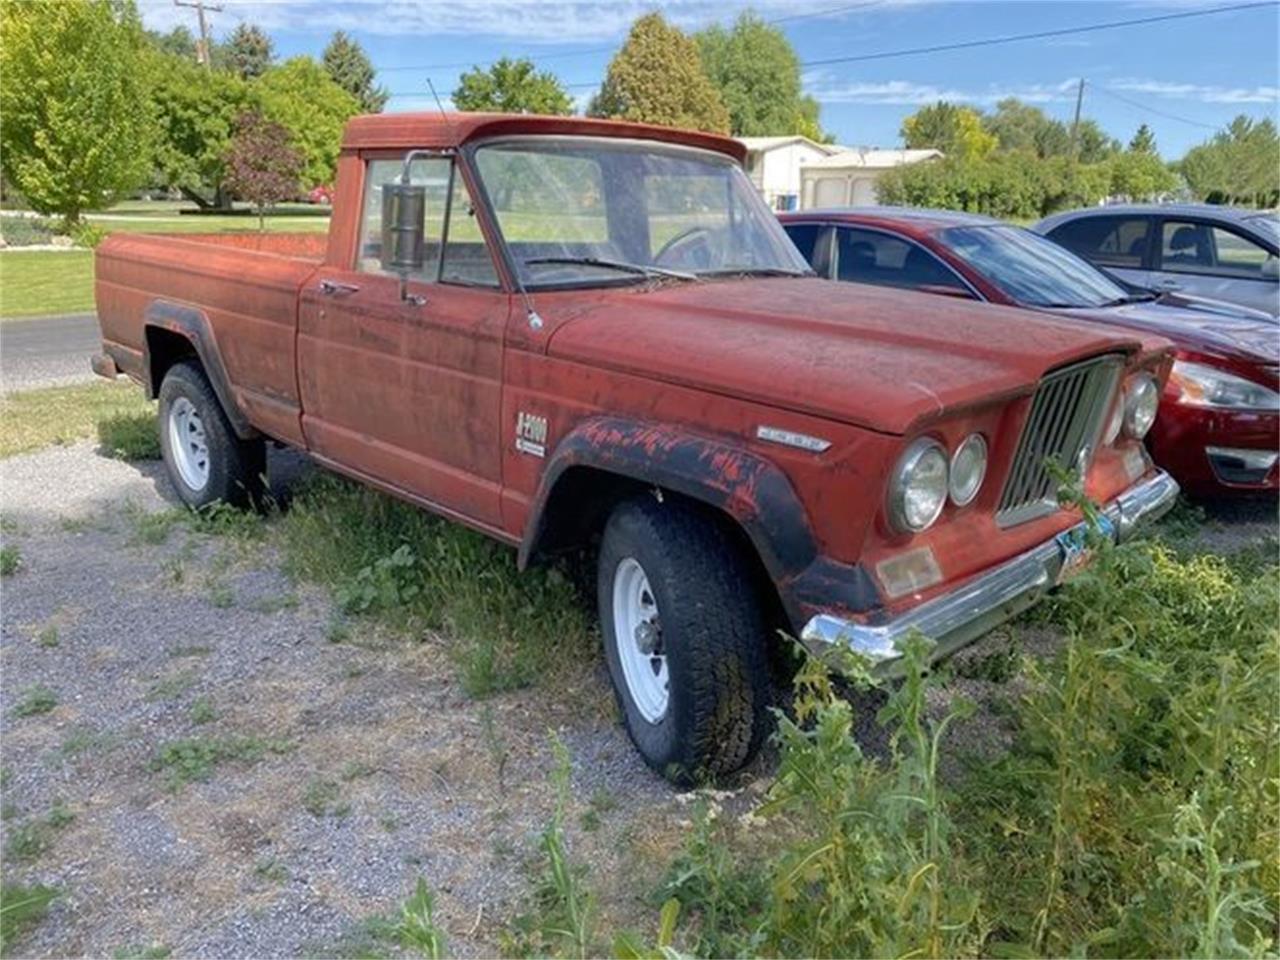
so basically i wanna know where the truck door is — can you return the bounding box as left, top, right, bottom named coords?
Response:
left=297, top=155, right=509, bottom=528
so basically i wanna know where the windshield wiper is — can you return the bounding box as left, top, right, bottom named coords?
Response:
left=522, top=256, right=697, bottom=281
left=1100, top=292, right=1158, bottom=307
left=700, top=267, right=813, bottom=278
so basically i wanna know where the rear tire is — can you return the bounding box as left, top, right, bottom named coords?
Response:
left=158, top=361, right=264, bottom=509
left=598, top=494, right=771, bottom=784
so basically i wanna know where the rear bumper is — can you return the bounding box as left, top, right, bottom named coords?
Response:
left=800, top=469, right=1179, bottom=668
left=90, top=352, right=119, bottom=380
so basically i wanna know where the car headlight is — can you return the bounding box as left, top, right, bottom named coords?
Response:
left=949, top=433, right=987, bottom=506
left=1170, top=360, right=1280, bottom=411
left=1122, top=374, right=1160, bottom=439
left=888, top=438, right=948, bottom=533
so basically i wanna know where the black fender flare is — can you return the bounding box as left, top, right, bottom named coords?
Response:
left=143, top=300, right=257, bottom=439
left=519, top=416, right=879, bottom=626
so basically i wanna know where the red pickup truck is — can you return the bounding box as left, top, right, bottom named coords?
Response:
left=94, top=113, right=1178, bottom=782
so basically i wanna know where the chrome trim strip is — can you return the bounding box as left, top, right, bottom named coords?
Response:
left=801, top=469, right=1179, bottom=668
left=755, top=425, right=832, bottom=453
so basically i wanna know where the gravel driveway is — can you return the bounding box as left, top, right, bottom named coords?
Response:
left=2, top=442, right=1273, bottom=957
left=0, top=443, right=690, bottom=958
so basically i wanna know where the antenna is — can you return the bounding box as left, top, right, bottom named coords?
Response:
left=425, top=78, right=448, bottom=120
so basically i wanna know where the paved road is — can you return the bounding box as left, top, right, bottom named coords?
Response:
left=0, top=312, right=99, bottom=392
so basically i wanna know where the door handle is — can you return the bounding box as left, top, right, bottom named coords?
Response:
left=319, top=279, right=360, bottom=296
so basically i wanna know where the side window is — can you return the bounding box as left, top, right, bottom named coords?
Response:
left=358, top=157, right=450, bottom=277
left=441, top=172, right=499, bottom=287
left=1161, top=220, right=1273, bottom=279
left=357, top=158, right=499, bottom=287
left=833, top=227, right=968, bottom=294
left=782, top=223, right=821, bottom=267
left=1050, top=216, right=1150, bottom=268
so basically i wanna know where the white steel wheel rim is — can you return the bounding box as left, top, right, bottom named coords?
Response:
left=612, top=557, right=669, bottom=724
left=168, top=397, right=210, bottom=492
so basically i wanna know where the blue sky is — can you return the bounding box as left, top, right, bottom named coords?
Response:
left=138, top=0, right=1280, bottom=158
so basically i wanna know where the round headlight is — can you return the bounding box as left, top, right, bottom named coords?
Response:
left=949, top=434, right=987, bottom=506
left=1123, top=374, right=1159, bottom=439
left=888, top=438, right=948, bottom=533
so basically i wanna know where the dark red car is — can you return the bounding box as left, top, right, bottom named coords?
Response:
left=780, top=208, right=1279, bottom=498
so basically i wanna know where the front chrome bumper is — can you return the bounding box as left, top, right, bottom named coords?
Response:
left=800, top=469, right=1179, bottom=668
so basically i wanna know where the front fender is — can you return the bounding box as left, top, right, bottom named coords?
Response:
left=520, top=416, right=879, bottom=626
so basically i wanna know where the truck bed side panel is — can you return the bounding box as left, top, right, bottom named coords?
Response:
left=95, top=233, right=321, bottom=446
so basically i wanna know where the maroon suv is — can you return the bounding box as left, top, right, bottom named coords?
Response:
left=780, top=208, right=1279, bottom=498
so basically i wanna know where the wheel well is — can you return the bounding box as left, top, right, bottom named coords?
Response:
left=529, top=466, right=791, bottom=644
left=145, top=326, right=199, bottom=398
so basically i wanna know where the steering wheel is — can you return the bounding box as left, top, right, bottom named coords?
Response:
left=654, top=226, right=713, bottom=269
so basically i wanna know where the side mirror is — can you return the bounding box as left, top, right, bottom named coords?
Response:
left=380, top=182, right=427, bottom=276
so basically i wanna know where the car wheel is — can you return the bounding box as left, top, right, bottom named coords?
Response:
left=598, top=494, right=770, bottom=784
left=158, top=361, right=264, bottom=509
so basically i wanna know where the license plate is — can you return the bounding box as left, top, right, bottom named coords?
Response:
left=1055, top=515, right=1115, bottom=585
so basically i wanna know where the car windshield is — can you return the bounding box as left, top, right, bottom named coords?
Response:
left=1244, top=213, right=1279, bottom=243
left=472, top=137, right=811, bottom=288
left=942, top=224, right=1131, bottom=308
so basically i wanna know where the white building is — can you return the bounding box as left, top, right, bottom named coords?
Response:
left=799, top=149, right=942, bottom=209
left=737, top=136, right=843, bottom=211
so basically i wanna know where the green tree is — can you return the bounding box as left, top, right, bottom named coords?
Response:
left=147, top=48, right=255, bottom=208
left=1128, top=123, right=1158, bottom=156
left=901, top=102, right=996, bottom=161
left=983, top=98, right=1070, bottom=157
left=696, top=12, right=829, bottom=140
left=322, top=31, right=388, bottom=114
left=146, top=24, right=200, bottom=61
left=1073, top=119, right=1119, bottom=163
left=1178, top=115, right=1280, bottom=206
left=452, top=57, right=572, bottom=115
left=223, top=23, right=274, bottom=79
left=589, top=13, right=729, bottom=134
left=1107, top=150, right=1178, bottom=201
left=257, top=57, right=361, bottom=188
left=0, top=0, right=154, bottom=227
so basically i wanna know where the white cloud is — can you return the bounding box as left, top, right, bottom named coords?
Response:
left=138, top=0, right=898, bottom=42
left=803, top=74, right=1080, bottom=106
left=1109, top=78, right=1280, bottom=104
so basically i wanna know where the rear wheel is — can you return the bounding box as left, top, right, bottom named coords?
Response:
left=598, top=495, right=770, bottom=784
left=158, top=361, right=264, bottom=509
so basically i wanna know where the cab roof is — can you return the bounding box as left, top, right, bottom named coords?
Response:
left=340, top=112, right=747, bottom=162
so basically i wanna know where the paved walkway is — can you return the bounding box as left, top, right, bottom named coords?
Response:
left=1, top=312, right=99, bottom=392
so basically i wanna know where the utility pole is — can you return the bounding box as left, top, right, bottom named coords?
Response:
left=174, top=0, right=223, bottom=70
left=1069, top=77, right=1085, bottom=159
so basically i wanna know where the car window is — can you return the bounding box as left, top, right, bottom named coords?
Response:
left=358, top=157, right=449, bottom=278
left=440, top=172, right=500, bottom=287
left=357, top=158, right=499, bottom=287
left=833, top=226, right=970, bottom=294
left=781, top=223, right=821, bottom=265
left=1160, top=220, right=1274, bottom=280
left=1047, top=215, right=1150, bottom=269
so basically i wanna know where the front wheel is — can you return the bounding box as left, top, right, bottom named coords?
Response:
left=158, top=361, right=264, bottom=509
left=598, top=495, right=771, bottom=784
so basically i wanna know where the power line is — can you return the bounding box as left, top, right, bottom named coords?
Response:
left=797, top=1, right=1274, bottom=68
left=1090, top=85, right=1222, bottom=131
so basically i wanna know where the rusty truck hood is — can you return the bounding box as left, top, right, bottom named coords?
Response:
left=544, top=276, right=1145, bottom=435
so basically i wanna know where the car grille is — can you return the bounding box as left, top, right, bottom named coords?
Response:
left=996, top=354, right=1123, bottom=527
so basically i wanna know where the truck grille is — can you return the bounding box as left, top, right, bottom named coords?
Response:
left=996, top=355, right=1123, bottom=527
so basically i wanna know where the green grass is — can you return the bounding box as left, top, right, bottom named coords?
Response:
left=0, top=250, right=95, bottom=318
left=11, top=685, right=57, bottom=717
left=149, top=735, right=293, bottom=790
left=0, top=546, right=18, bottom=577
left=97, top=410, right=162, bottom=460
left=0, top=381, right=155, bottom=459
left=0, top=883, right=57, bottom=957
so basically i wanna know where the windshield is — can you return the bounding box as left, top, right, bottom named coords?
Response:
left=472, top=137, right=811, bottom=288
left=942, top=224, right=1131, bottom=308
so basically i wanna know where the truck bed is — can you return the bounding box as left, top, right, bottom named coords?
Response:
left=95, top=232, right=325, bottom=445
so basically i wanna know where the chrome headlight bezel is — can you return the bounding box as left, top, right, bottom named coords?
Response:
left=948, top=433, right=987, bottom=506
left=1171, top=360, right=1280, bottom=412
left=1122, top=374, right=1160, bottom=439
left=887, top=437, right=949, bottom=533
